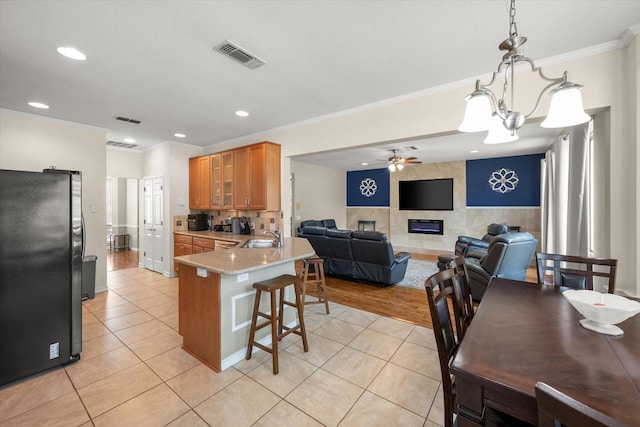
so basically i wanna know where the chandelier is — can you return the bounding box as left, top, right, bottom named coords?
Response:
left=458, top=0, right=590, bottom=144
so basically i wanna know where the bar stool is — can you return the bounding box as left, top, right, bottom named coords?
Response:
left=300, top=257, right=330, bottom=314
left=246, top=274, right=309, bottom=374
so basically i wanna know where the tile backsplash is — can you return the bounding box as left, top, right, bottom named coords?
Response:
left=174, top=210, right=283, bottom=233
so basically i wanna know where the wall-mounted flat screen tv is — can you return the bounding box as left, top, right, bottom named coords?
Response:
left=399, top=178, right=454, bottom=210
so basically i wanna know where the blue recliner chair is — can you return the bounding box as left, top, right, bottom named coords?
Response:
left=455, top=223, right=509, bottom=258
left=464, top=232, right=538, bottom=300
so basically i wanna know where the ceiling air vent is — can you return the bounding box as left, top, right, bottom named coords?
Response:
left=213, top=40, right=266, bottom=70
left=115, top=116, right=141, bottom=124
left=107, top=140, right=138, bottom=149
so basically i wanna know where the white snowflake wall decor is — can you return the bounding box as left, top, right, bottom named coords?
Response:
left=488, top=168, right=519, bottom=194
left=359, top=178, right=377, bottom=197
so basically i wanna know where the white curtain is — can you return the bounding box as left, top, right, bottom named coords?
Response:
left=540, top=121, right=592, bottom=256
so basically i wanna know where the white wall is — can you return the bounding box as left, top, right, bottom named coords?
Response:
left=290, top=160, right=346, bottom=231
left=0, top=109, right=108, bottom=293
left=207, top=42, right=639, bottom=297
left=106, top=147, right=141, bottom=178
left=126, top=178, right=138, bottom=249
left=140, top=142, right=202, bottom=276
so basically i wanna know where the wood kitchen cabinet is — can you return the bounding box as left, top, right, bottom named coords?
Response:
left=233, top=146, right=250, bottom=209
left=174, top=234, right=216, bottom=272
left=211, top=151, right=234, bottom=209
left=174, top=234, right=194, bottom=273
left=233, top=142, right=280, bottom=211
left=189, top=155, right=211, bottom=209
left=192, top=237, right=215, bottom=253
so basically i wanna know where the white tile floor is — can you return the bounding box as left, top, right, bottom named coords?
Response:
left=0, top=267, right=445, bottom=426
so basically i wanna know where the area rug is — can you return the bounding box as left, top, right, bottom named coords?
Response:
left=395, top=258, right=440, bottom=290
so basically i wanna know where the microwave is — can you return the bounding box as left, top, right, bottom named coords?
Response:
left=188, top=214, right=208, bottom=231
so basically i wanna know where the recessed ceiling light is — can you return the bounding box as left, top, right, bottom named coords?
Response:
left=28, top=102, right=49, bottom=109
left=235, top=110, right=249, bottom=117
left=361, top=162, right=369, bottom=166
left=124, top=137, right=136, bottom=143
left=470, top=150, right=479, bottom=153
left=174, top=133, right=186, bottom=138
left=57, top=46, right=86, bottom=61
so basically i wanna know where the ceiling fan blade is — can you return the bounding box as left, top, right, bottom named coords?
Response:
left=402, top=157, right=418, bottom=162
left=404, top=160, right=422, bottom=164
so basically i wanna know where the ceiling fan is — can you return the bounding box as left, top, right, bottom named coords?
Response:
left=387, top=149, right=422, bottom=171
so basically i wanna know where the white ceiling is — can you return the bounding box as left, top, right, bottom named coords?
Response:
left=1, top=1, right=639, bottom=170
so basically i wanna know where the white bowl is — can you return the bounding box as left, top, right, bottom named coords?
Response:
left=563, top=290, right=640, bottom=336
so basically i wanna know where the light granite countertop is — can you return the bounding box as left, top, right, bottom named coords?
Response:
left=173, top=236, right=315, bottom=275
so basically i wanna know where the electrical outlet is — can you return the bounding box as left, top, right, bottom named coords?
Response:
left=176, top=220, right=182, bottom=226
left=49, top=342, right=59, bottom=359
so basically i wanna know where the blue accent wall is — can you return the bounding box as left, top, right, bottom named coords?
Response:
left=466, top=154, right=544, bottom=207
left=347, top=168, right=390, bottom=207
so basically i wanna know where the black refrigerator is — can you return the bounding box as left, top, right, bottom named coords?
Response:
left=0, top=168, right=83, bottom=386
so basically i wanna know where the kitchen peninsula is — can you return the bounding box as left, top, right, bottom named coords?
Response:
left=173, top=233, right=315, bottom=371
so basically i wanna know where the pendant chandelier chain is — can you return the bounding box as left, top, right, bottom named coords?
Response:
left=509, top=0, right=518, bottom=37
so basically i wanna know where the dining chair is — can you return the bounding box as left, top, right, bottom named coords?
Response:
left=425, top=268, right=460, bottom=427
left=535, top=253, right=617, bottom=293
left=535, top=382, right=627, bottom=427
left=426, top=270, right=537, bottom=427
left=447, top=255, right=474, bottom=337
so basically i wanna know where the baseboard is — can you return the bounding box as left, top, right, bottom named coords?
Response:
left=95, top=285, right=109, bottom=294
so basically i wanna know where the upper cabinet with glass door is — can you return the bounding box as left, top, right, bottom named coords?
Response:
left=210, top=150, right=234, bottom=210
left=222, top=151, right=234, bottom=209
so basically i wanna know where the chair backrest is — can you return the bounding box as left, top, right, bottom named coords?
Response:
left=299, top=226, right=330, bottom=258
left=447, top=255, right=474, bottom=337
left=481, top=232, right=538, bottom=280
left=321, top=218, right=338, bottom=229
left=349, top=231, right=394, bottom=267
left=535, top=253, right=617, bottom=293
left=425, top=268, right=461, bottom=427
left=535, top=382, right=627, bottom=427
left=482, top=223, right=509, bottom=242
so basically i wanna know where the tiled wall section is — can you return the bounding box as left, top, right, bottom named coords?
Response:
left=346, top=208, right=390, bottom=235
left=347, top=160, right=541, bottom=255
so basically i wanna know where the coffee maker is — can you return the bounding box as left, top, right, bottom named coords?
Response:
left=223, top=217, right=241, bottom=234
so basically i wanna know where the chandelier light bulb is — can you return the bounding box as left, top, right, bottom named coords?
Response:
left=388, top=164, right=395, bottom=172
left=397, top=163, right=404, bottom=171
left=459, top=91, right=492, bottom=132
left=484, top=114, right=519, bottom=144
left=541, top=85, right=590, bottom=128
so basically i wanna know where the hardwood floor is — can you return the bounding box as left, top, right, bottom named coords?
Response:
left=107, top=249, right=537, bottom=329
left=313, top=253, right=438, bottom=328
left=106, top=247, right=139, bottom=271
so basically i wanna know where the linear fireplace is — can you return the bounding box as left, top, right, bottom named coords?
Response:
left=408, top=219, right=444, bottom=235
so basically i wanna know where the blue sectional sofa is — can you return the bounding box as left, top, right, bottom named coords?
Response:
left=297, top=220, right=411, bottom=286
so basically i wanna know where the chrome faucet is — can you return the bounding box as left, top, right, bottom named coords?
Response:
left=263, top=230, right=283, bottom=247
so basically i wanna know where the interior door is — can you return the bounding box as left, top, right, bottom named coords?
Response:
left=143, top=177, right=164, bottom=273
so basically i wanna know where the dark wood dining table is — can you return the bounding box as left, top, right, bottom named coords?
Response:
left=450, top=278, right=640, bottom=426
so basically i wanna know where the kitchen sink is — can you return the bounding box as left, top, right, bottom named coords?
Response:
left=240, top=239, right=278, bottom=249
